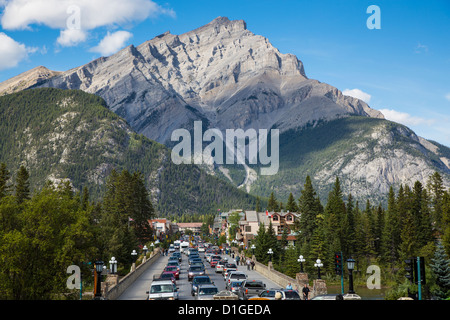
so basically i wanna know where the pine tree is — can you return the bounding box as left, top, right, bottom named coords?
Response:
left=286, top=192, right=298, bottom=212
left=297, top=176, right=321, bottom=246
left=15, top=165, right=30, bottom=204
left=382, top=186, right=401, bottom=265
left=427, top=172, right=445, bottom=230
left=0, top=163, right=11, bottom=200
left=255, top=196, right=261, bottom=212
left=430, top=242, right=450, bottom=300
left=267, top=192, right=279, bottom=212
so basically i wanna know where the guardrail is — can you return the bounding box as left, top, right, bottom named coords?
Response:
left=104, top=248, right=162, bottom=300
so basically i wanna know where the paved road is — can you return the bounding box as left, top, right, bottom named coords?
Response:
left=118, top=251, right=282, bottom=300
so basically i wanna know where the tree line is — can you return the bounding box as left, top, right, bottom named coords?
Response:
left=250, top=173, right=450, bottom=299
left=0, top=163, right=155, bottom=299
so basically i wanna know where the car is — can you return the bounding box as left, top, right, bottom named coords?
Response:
left=191, top=275, right=213, bottom=296
left=215, top=260, right=226, bottom=273
left=210, top=258, right=220, bottom=268
left=228, top=280, right=244, bottom=295
left=247, top=289, right=301, bottom=300
left=188, top=265, right=206, bottom=281
left=146, top=279, right=178, bottom=300
left=208, top=254, right=221, bottom=263
left=198, top=246, right=205, bottom=252
left=223, top=263, right=237, bottom=276
left=194, top=284, right=219, bottom=300
left=310, top=294, right=344, bottom=300
left=168, top=256, right=179, bottom=263
left=171, top=252, right=182, bottom=262
left=225, top=271, right=247, bottom=288
left=166, top=261, right=180, bottom=271
left=158, top=272, right=177, bottom=285
left=163, top=266, right=179, bottom=279
left=237, top=279, right=266, bottom=300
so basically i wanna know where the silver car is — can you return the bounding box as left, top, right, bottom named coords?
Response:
left=194, top=284, right=219, bottom=300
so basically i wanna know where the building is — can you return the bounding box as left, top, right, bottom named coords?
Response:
left=236, top=211, right=300, bottom=247
left=176, top=222, right=203, bottom=234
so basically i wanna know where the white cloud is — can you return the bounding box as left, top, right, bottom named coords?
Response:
left=0, top=32, right=28, bottom=70
left=379, top=108, right=435, bottom=127
left=342, top=88, right=372, bottom=104
left=57, top=29, right=87, bottom=47
left=90, top=31, right=133, bottom=56
left=0, top=0, right=175, bottom=46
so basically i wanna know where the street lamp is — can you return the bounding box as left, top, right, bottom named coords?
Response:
left=347, top=258, right=356, bottom=294
left=297, top=255, right=305, bottom=273
left=131, top=249, right=138, bottom=272
left=94, top=260, right=104, bottom=299
left=251, top=244, right=256, bottom=256
left=150, top=242, right=155, bottom=253
left=143, top=245, right=148, bottom=256
left=267, top=248, right=274, bottom=262
left=314, top=258, right=323, bottom=279
left=109, top=257, right=117, bottom=274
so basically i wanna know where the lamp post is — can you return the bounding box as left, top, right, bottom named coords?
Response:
left=251, top=244, right=256, bottom=256
left=109, top=257, right=117, bottom=274
left=267, top=248, right=274, bottom=262
left=94, top=260, right=104, bottom=299
left=131, top=249, right=138, bottom=272
left=347, top=258, right=356, bottom=294
left=297, top=255, right=305, bottom=273
left=314, top=259, right=323, bottom=279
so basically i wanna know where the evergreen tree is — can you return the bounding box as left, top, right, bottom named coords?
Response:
left=430, top=242, right=450, bottom=300
left=442, top=191, right=450, bottom=256
left=427, top=172, right=445, bottom=230
left=255, top=196, right=261, bottom=212
left=286, top=192, right=298, bottom=212
left=297, top=176, right=321, bottom=246
left=382, top=186, right=401, bottom=265
left=267, top=192, right=279, bottom=212
left=0, top=163, right=11, bottom=200
left=15, top=165, right=30, bottom=204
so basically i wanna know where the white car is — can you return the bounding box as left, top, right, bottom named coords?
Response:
left=146, top=279, right=179, bottom=300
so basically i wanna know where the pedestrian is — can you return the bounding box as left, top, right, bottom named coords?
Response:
left=286, top=282, right=293, bottom=290
left=251, top=260, right=255, bottom=270
left=236, top=255, right=240, bottom=265
left=302, top=284, right=310, bottom=300
left=246, top=258, right=251, bottom=270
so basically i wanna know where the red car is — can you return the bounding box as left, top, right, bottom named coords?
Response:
left=163, top=266, right=179, bottom=279
left=210, top=258, right=220, bottom=268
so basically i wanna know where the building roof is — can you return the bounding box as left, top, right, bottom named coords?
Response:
left=176, top=222, right=203, bottom=228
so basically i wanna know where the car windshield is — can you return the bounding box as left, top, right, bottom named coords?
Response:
left=194, top=277, right=211, bottom=284
left=198, top=288, right=218, bottom=295
left=165, top=267, right=177, bottom=271
left=284, top=291, right=300, bottom=299
left=231, top=274, right=245, bottom=278
left=161, top=273, right=173, bottom=278
left=246, top=282, right=264, bottom=288
left=260, top=290, right=276, bottom=297
left=190, top=266, right=203, bottom=271
left=150, top=284, right=174, bottom=294
left=226, top=264, right=237, bottom=268
left=231, top=282, right=243, bottom=287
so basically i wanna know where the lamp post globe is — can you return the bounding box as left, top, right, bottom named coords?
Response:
left=297, top=255, right=305, bottom=273
left=314, top=259, right=323, bottom=279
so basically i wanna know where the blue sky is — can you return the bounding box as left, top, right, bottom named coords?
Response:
left=1, top=0, right=449, bottom=147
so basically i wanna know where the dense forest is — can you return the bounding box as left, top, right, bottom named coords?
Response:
left=0, top=163, right=157, bottom=299
left=247, top=173, right=450, bottom=300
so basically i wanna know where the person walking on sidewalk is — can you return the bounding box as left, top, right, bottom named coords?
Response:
left=302, top=284, right=310, bottom=300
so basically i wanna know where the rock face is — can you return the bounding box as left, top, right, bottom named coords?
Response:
left=35, top=16, right=383, bottom=144
left=0, top=66, right=61, bottom=96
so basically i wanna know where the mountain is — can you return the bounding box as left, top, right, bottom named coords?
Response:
left=249, top=116, right=450, bottom=204
left=0, top=88, right=256, bottom=214
left=1, top=16, right=449, bottom=203
left=32, top=16, right=383, bottom=144
left=0, top=66, right=61, bottom=96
